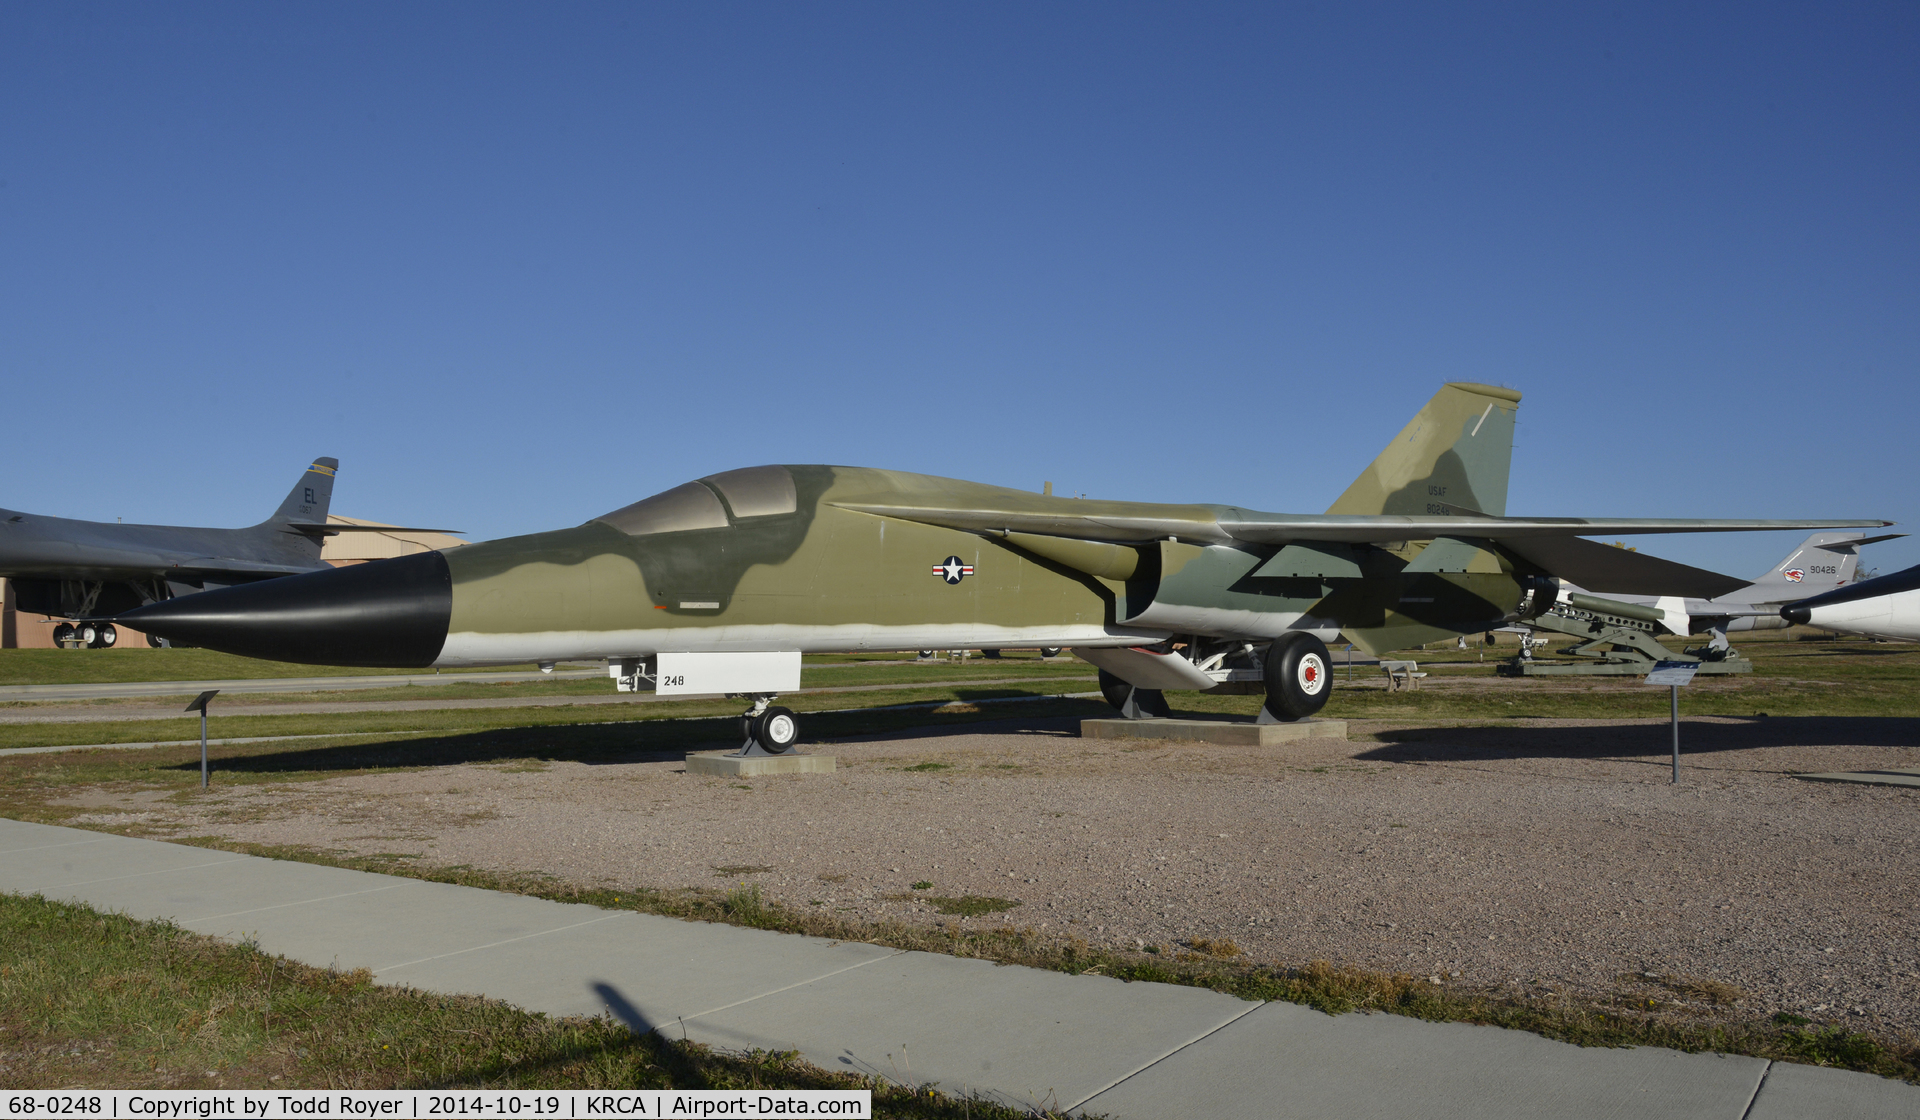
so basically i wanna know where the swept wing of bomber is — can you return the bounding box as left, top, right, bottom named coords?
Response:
left=0, top=458, right=454, bottom=647
left=118, top=384, right=1891, bottom=748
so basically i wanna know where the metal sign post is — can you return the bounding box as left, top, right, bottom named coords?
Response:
left=1644, top=662, right=1698, bottom=783
left=185, top=690, right=220, bottom=789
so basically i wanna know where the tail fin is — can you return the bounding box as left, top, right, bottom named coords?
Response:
left=1736, top=531, right=1905, bottom=603
left=261, top=458, right=338, bottom=526
left=1325, top=383, right=1521, bottom=517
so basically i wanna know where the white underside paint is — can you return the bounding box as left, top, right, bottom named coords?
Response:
left=434, top=622, right=1172, bottom=668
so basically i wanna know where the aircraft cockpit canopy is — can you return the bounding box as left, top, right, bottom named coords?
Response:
left=593, top=466, right=797, bottom=536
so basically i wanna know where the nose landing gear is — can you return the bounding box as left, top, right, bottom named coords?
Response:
left=734, top=695, right=801, bottom=756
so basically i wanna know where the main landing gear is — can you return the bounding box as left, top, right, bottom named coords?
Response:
left=51, top=622, right=117, bottom=649
left=1095, top=632, right=1333, bottom=723
left=735, top=694, right=801, bottom=756
left=1260, top=632, right=1331, bottom=722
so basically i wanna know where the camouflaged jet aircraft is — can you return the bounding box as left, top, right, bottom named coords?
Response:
left=118, top=384, right=1889, bottom=749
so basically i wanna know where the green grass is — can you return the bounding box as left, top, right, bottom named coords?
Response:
left=0, top=665, right=1094, bottom=709
left=1172, top=633, right=1920, bottom=722
left=924, top=896, right=1021, bottom=918
left=0, top=892, right=1072, bottom=1112
left=0, top=648, right=557, bottom=685
left=0, top=647, right=1083, bottom=688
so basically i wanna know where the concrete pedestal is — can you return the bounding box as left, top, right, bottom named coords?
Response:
left=1080, top=717, right=1347, bottom=745
left=685, top=751, right=837, bottom=777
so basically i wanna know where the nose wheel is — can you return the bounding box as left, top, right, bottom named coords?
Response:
left=734, top=695, right=801, bottom=756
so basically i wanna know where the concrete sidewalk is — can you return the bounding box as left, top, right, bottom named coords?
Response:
left=0, top=819, right=1911, bottom=1118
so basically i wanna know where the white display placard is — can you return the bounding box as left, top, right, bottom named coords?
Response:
left=1645, top=660, right=1699, bottom=687
left=655, top=650, right=801, bottom=695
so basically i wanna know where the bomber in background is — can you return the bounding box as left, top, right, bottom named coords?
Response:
left=119, top=384, right=1889, bottom=748
left=0, top=459, right=452, bottom=648
left=1782, top=562, right=1920, bottom=641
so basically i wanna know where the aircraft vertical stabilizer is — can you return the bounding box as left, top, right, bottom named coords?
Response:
left=1734, top=531, right=1898, bottom=604
left=263, top=458, right=339, bottom=527
left=251, top=458, right=340, bottom=566
left=1325, top=382, right=1521, bottom=518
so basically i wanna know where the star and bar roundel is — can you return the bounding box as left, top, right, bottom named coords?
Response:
left=933, top=556, right=975, bottom=584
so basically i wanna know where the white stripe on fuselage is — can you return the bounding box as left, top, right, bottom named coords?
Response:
left=433, top=622, right=1175, bottom=668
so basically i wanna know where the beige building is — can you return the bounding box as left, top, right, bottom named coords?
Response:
left=0, top=516, right=466, bottom=649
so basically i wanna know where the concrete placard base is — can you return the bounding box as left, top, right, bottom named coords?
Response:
left=1080, top=717, right=1347, bottom=745
left=685, top=751, right=837, bottom=777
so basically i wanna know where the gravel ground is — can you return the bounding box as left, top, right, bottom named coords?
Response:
left=65, top=713, right=1920, bottom=1039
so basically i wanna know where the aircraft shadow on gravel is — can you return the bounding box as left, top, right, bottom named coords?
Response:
left=1357, top=716, right=1920, bottom=763
left=162, top=694, right=1110, bottom=774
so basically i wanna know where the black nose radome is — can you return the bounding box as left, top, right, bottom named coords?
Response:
left=120, top=551, right=452, bottom=667
left=1780, top=605, right=1811, bottom=626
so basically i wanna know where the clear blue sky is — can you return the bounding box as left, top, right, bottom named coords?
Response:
left=4, top=3, right=1916, bottom=579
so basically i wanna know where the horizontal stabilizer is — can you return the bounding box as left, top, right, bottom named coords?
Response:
left=1503, top=537, right=1749, bottom=599
left=1827, top=533, right=1906, bottom=550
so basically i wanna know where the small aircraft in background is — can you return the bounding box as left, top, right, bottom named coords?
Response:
left=119, top=384, right=1889, bottom=748
left=0, top=458, right=453, bottom=648
left=1782, top=562, right=1920, bottom=641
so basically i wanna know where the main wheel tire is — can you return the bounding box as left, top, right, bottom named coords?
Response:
left=1040, top=647, right=1063, bottom=658
left=94, top=624, right=117, bottom=648
left=52, top=622, right=76, bottom=646
left=752, top=706, right=800, bottom=753
left=147, top=633, right=166, bottom=648
left=918, top=650, right=936, bottom=659
left=1263, top=633, right=1332, bottom=722
left=1097, top=669, right=1171, bottom=718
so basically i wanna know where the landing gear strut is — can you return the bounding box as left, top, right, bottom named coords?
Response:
left=733, top=694, right=800, bottom=756
left=1098, top=669, right=1171, bottom=719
